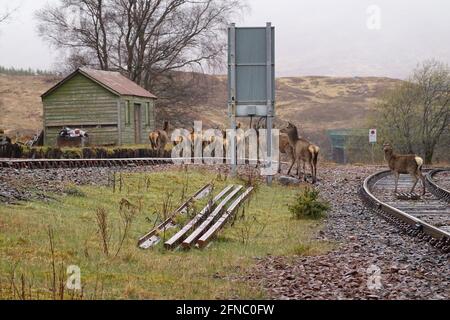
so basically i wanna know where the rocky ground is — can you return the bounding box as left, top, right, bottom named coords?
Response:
left=244, top=166, right=450, bottom=300
left=1, top=164, right=449, bottom=300
left=435, top=171, right=450, bottom=191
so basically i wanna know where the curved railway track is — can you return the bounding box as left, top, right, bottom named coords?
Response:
left=360, top=170, right=450, bottom=253
left=426, top=169, right=450, bottom=203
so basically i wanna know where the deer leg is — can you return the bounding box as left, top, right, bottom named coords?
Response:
left=394, top=172, right=400, bottom=194
left=288, top=157, right=296, bottom=176
left=410, top=173, right=419, bottom=194
left=310, top=161, right=316, bottom=184
left=287, top=158, right=295, bottom=176
left=302, top=161, right=307, bottom=182
left=418, top=172, right=426, bottom=196
left=314, top=157, right=318, bottom=183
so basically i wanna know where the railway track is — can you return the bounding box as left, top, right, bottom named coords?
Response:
left=426, top=169, right=450, bottom=203
left=0, top=157, right=286, bottom=170
left=360, top=170, right=450, bottom=253
left=0, top=157, right=174, bottom=169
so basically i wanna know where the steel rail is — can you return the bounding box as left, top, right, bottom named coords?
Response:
left=197, top=187, right=254, bottom=249
left=426, top=169, right=450, bottom=203
left=360, top=170, right=450, bottom=253
left=0, top=157, right=288, bottom=170
left=137, top=183, right=213, bottom=249
left=164, top=185, right=235, bottom=250
left=182, top=186, right=243, bottom=249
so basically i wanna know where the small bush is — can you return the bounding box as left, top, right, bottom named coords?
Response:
left=61, top=148, right=82, bottom=159
left=288, top=187, right=330, bottom=220
left=63, top=186, right=86, bottom=198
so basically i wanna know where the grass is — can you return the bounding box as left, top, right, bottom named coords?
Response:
left=0, top=168, right=332, bottom=300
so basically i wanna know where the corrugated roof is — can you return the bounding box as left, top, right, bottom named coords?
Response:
left=42, top=68, right=157, bottom=99
left=80, top=68, right=157, bottom=98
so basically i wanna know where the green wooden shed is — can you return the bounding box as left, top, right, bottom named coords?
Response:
left=41, top=68, right=157, bottom=146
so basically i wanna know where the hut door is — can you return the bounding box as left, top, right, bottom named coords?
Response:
left=134, top=104, right=142, bottom=144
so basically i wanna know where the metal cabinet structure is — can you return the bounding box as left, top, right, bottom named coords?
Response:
left=228, top=23, right=276, bottom=180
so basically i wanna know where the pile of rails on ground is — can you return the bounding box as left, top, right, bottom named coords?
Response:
left=138, top=183, right=254, bottom=250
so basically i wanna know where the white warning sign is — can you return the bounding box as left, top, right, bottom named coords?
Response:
left=369, top=129, right=377, bottom=144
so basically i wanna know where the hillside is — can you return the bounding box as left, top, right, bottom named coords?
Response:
left=0, top=73, right=59, bottom=136
left=0, top=72, right=400, bottom=154
left=156, top=74, right=401, bottom=150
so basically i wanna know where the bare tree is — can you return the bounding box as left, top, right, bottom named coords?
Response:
left=36, top=0, right=244, bottom=91
left=0, top=5, right=19, bottom=25
left=374, top=60, right=450, bottom=164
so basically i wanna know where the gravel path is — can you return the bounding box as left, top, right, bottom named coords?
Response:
left=244, top=166, right=450, bottom=300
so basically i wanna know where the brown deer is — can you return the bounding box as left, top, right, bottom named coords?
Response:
left=278, top=134, right=294, bottom=174
left=281, top=123, right=320, bottom=183
left=149, top=121, right=170, bottom=157
left=383, top=143, right=426, bottom=195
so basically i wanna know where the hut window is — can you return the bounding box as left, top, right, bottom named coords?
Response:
left=125, top=101, right=131, bottom=125
left=145, top=102, right=151, bottom=126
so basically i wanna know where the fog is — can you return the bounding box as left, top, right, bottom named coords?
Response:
left=1, top=0, right=449, bottom=78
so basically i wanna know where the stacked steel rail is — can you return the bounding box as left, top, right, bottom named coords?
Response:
left=138, top=184, right=254, bottom=251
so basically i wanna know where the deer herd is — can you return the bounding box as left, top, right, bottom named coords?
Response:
left=148, top=121, right=427, bottom=194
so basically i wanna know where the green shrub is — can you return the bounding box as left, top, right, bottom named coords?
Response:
left=288, top=187, right=330, bottom=220
left=61, top=148, right=82, bottom=159
left=63, top=186, right=86, bottom=198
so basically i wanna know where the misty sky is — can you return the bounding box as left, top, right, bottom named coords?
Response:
left=0, top=0, right=449, bottom=79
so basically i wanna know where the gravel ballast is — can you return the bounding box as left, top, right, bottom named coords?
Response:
left=244, top=166, right=449, bottom=300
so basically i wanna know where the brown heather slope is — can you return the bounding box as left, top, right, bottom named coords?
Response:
left=0, top=72, right=400, bottom=154
left=0, top=73, right=59, bottom=136
left=157, top=74, right=401, bottom=153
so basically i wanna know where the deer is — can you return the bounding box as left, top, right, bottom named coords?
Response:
left=383, top=143, right=426, bottom=196
left=278, top=134, right=294, bottom=174
left=149, top=121, right=170, bottom=157
left=281, top=122, right=320, bottom=183
left=252, top=119, right=299, bottom=175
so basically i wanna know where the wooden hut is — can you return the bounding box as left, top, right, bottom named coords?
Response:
left=41, top=68, right=157, bottom=146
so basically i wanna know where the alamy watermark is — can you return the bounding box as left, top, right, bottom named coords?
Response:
left=66, top=265, right=82, bottom=291
left=170, top=121, right=280, bottom=176
left=367, top=5, right=382, bottom=30
left=366, top=264, right=383, bottom=290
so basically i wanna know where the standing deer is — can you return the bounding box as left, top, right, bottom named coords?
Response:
left=149, top=121, right=170, bottom=157
left=383, top=143, right=426, bottom=195
left=278, top=134, right=294, bottom=174
left=281, top=123, right=320, bottom=183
